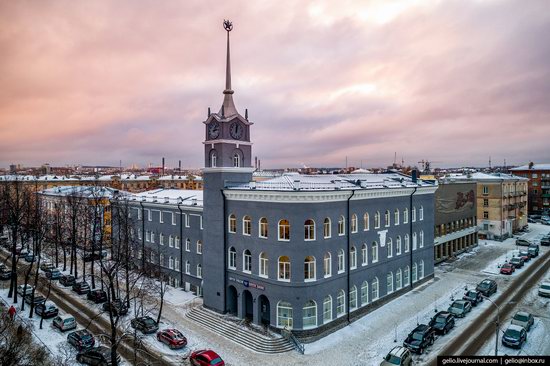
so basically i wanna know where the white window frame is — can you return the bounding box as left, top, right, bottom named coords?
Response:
left=384, top=210, right=390, bottom=227
left=323, top=296, right=332, bottom=324
left=259, top=253, right=268, bottom=278
left=197, top=240, right=202, bottom=254
left=278, top=256, right=291, bottom=282
left=372, top=278, right=379, bottom=301
left=337, top=249, right=345, bottom=274
left=323, top=253, right=332, bottom=278
left=396, top=236, right=402, bottom=255
left=228, top=214, right=237, bottom=233
left=338, top=215, right=345, bottom=236
left=259, top=217, right=268, bottom=239
left=350, top=246, right=357, bottom=269
left=323, top=218, right=331, bottom=239
left=243, top=250, right=252, bottom=273
left=304, top=219, right=316, bottom=241
left=278, top=219, right=290, bottom=241
left=304, top=256, right=316, bottom=282
left=228, top=247, right=236, bottom=269
left=387, top=238, right=393, bottom=258
left=374, top=211, right=381, bottom=229
left=242, top=215, right=252, bottom=236
left=372, top=241, right=379, bottom=263
left=403, top=208, right=409, bottom=224
left=394, top=209, right=399, bottom=225
left=351, top=214, right=358, bottom=233
left=363, top=213, right=369, bottom=231
left=361, top=244, right=368, bottom=266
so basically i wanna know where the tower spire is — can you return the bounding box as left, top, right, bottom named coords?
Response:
left=220, top=19, right=238, bottom=117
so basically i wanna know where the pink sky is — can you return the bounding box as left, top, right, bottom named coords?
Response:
left=1, top=0, right=549, bottom=169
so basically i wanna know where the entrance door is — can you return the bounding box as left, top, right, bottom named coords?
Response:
left=258, top=295, right=270, bottom=326
left=243, top=290, right=253, bottom=320
left=227, top=286, right=238, bottom=315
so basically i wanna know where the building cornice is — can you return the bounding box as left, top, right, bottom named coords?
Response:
left=202, top=139, right=253, bottom=146
left=202, top=167, right=255, bottom=174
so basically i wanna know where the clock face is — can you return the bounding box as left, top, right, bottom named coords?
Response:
left=230, top=122, right=243, bottom=140
left=208, top=122, right=220, bottom=139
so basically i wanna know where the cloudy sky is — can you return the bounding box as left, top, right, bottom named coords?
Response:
left=1, top=0, right=549, bottom=170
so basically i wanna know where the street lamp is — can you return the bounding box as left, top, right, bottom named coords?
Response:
left=482, top=295, right=500, bottom=356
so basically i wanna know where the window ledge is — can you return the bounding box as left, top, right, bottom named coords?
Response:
left=304, top=278, right=316, bottom=283
left=278, top=239, right=290, bottom=242
left=243, top=270, right=252, bottom=274
left=323, top=274, right=332, bottom=279
left=277, top=278, right=291, bottom=282
left=259, top=274, right=268, bottom=279
left=259, top=236, right=268, bottom=240
left=304, top=239, right=316, bottom=242
left=337, top=270, right=345, bottom=274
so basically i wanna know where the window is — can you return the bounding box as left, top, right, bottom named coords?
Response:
left=159, top=233, right=164, bottom=246
left=323, top=218, right=331, bottom=238
left=403, top=208, right=409, bottom=224
left=197, top=240, right=202, bottom=254
left=361, top=244, right=368, bottom=266
left=151, top=232, right=155, bottom=243
left=228, top=214, right=237, bottom=233
left=394, top=209, right=399, bottom=225
left=396, top=269, right=402, bottom=289
left=349, top=286, right=358, bottom=310
left=323, top=253, right=332, bottom=277
left=302, top=301, right=317, bottom=329
left=304, top=219, right=315, bottom=241
left=405, top=234, right=410, bottom=252
left=361, top=281, right=369, bottom=305
left=233, top=153, right=240, bottom=168
left=419, top=231, right=424, bottom=248
left=323, top=296, right=332, bottom=323
left=169, top=235, right=174, bottom=248
left=277, top=301, right=293, bottom=329
left=336, top=290, right=345, bottom=317
left=228, top=247, right=236, bottom=269
left=171, top=212, right=176, bottom=225
left=169, top=256, right=174, bottom=270
left=372, top=241, right=379, bottom=263
left=147, top=209, right=152, bottom=221
left=412, top=263, right=418, bottom=282
left=304, top=256, right=316, bottom=281
left=338, top=215, right=345, bottom=235
left=137, top=209, right=142, bottom=220
left=159, top=253, right=164, bottom=266
left=419, top=206, right=424, bottom=221
left=372, top=278, right=379, bottom=300
left=278, top=256, right=291, bottom=281
left=337, top=249, right=345, bottom=273
left=384, top=210, right=390, bottom=227
left=374, top=211, right=381, bottom=228
left=387, top=238, right=393, bottom=258
left=174, top=258, right=180, bottom=272
left=278, top=219, right=290, bottom=241
left=412, top=232, right=417, bottom=250
left=351, top=214, right=358, bottom=233
left=483, top=199, right=489, bottom=207
left=259, top=217, right=268, bottom=238
left=243, top=250, right=252, bottom=273
left=243, top=216, right=252, bottom=235
left=404, top=266, right=410, bottom=286
left=482, top=185, right=489, bottom=195
left=159, top=212, right=164, bottom=224
left=145, top=230, right=150, bottom=242
left=363, top=213, right=369, bottom=231
left=259, top=252, right=268, bottom=278
left=137, top=228, right=142, bottom=240
left=387, top=272, right=394, bottom=294
left=396, top=236, right=402, bottom=255
left=210, top=151, right=217, bottom=167
left=197, top=264, right=202, bottom=278
left=483, top=211, right=489, bottom=219
left=185, top=238, right=190, bottom=252
left=350, top=246, right=357, bottom=269
left=412, top=207, right=416, bottom=222
left=419, top=260, right=425, bottom=279
left=185, top=261, right=190, bottom=274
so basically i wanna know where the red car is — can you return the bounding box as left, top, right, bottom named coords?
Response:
left=500, top=263, right=515, bottom=275
left=156, top=328, right=187, bottom=349
left=190, top=349, right=224, bottom=366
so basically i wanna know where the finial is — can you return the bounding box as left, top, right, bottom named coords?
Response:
left=223, top=19, right=233, bottom=32
left=208, top=107, right=211, bottom=117
left=245, top=108, right=248, bottom=120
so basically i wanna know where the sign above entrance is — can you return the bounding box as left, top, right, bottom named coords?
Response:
left=229, top=276, right=265, bottom=291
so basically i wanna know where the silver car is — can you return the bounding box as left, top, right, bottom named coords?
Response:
left=447, top=300, right=472, bottom=318
left=381, top=346, right=413, bottom=366
left=511, top=311, right=534, bottom=331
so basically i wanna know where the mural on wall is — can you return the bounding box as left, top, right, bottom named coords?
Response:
left=436, top=190, right=475, bottom=214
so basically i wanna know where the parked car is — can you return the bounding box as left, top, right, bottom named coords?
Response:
left=83, top=253, right=101, bottom=262
left=24, top=294, right=46, bottom=306
left=102, top=299, right=128, bottom=317
left=17, top=248, right=29, bottom=257
left=519, top=250, right=531, bottom=262
left=380, top=346, right=413, bottom=366
left=0, top=268, right=11, bottom=280
left=52, top=314, right=77, bottom=332
left=511, top=311, right=534, bottom=331
left=528, top=244, right=539, bottom=257
left=17, top=284, right=34, bottom=297
left=501, top=324, right=527, bottom=349
left=72, top=281, right=90, bottom=295
left=447, top=300, right=472, bottom=318
left=476, top=279, right=497, bottom=297
left=67, top=329, right=95, bottom=350
left=509, top=257, right=524, bottom=269
left=157, top=328, right=188, bottom=349
left=429, top=311, right=455, bottom=335
left=190, top=349, right=225, bottom=366
left=130, top=316, right=159, bottom=334
left=87, top=289, right=107, bottom=304
left=40, top=261, right=55, bottom=272
left=462, top=290, right=483, bottom=306
left=45, top=268, right=61, bottom=280
left=35, top=302, right=59, bottom=318
left=516, top=239, right=531, bottom=246
left=59, top=274, right=76, bottom=287
left=538, top=282, right=550, bottom=297
left=76, top=345, right=120, bottom=366
left=403, top=324, right=435, bottom=354
left=500, top=263, right=515, bottom=275
left=541, top=236, right=550, bottom=246
left=24, top=253, right=35, bottom=262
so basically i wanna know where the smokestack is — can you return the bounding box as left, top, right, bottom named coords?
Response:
left=179, top=160, right=181, bottom=172
left=258, top=159, right=261, bottom=171
left=255, top=156, right=258, bottom=170
left=162, top=157, right=165, bottom=176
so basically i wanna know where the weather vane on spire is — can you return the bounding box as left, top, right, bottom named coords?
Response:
left=223, top=19, right=233, bottom=32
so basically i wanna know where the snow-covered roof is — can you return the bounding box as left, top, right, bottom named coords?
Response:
left=39, top=186, right=122, bottom=199
left=444, top=172, right=528, bottom=182
left=510, top=163, right=550, bottom=171
left=127, top=189, right=203, bottom=207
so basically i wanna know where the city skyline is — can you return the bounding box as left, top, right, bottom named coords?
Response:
left=1, top=0, right=550, bottom=169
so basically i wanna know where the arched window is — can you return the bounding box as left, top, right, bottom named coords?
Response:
left=243, top=250, right=252, bottom=273
left=323, top=218, right=331, bottom=238
left=394, top=209, right=400, bottom=225
left=304, top=219, right=315, bottom=241
left=419, top=260, right=425, bottom=279
left=210, top=151, right=217, bottom=168
left=338, top=215, right=345, bottom=235
left=185, top=260, right=190, bottom=274
left=323, top=296, right=332, bottom=323
left=384, top=210, right=390, bottom=227
left=349, top=286, right=358, bottom=310
left=323, top=252, right=332, bottom=277
left=412, top=206, right=417, bottom=222
left=387, top=238, right=393, bottom=258
left=403, top=208, right=409, bottom=224
left=196, top=240, right=202, bottom=254
left=233, top=152, right=241, bottom=168
left=228, top=247, right=236, bottom=269
left=277, top=301, right=293, bottom=328
left=396, top=269, right=402, bottom=289
left=374, top=211, right=381, bottom=228
left=350, top=246, right=357, bottom=269
left=278, top=219, right=290, bottom=241
left=259, top=252, right=268, bottom=278
left=351, top=214, right=358, bottom=233
left=361, top=243, right=368, bottom=266
left=337, top=249, right=345, bottom=273
left=363, top=213, right=369, bottom=231
left=361, top=281, right=369, bottom=305
left=304, top=256, right=316, bottom=281
left=405, top=234, right=410, bottom=253
left=387, top=272, right=394, bottom=294
left=185, top=238, right=191, bottom=252
left=169, top=256, right=174, bottom=269
left=372, top=277, right=379, bottom=301
left=336, top=290, right=346, bottom=316
left=228, top=214, right=237, bottom=233
left=396, top=236, right=402, bottom=255
left=419, top=206, right=424, bottom=221
left=259, top=217, right=268, bottom=238
left=278, top=256, right=291, bottom=281
left=243, top=215, right=251, bottom=235
left=197, top=264, right=202, bottom=278
left=413, top=232, right=417, bottom=250
left=419, top=230, right=424, bottom=248
left=302, top=301, right=317, bottom=329
left=372, top=241, right=379, bottom=263
left=404, top=266, right=410, bottom=286
left=412, top=262, right=418, bottom=283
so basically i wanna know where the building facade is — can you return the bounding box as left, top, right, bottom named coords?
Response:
left=509, top=163, right=550, bottom=215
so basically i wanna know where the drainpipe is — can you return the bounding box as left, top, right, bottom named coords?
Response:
left=409, top=176, right=418, bottom=290
left=177, top=203, right=184, bottom=289
left=139, top=201, right=145, bottom=269
left=346, top=189, right=356, bottom=324
left=221, top=190, right=228, bottom=313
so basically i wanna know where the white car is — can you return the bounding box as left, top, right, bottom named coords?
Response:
left=17, top=284, right=34, bottom=296
left=539, top=282, right=550, bottom=297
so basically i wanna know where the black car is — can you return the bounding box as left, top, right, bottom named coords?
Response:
left=87, top=289, right=107, bottom=304
left=24, top=294, right=46, bottom=306
left=45, top=268, right=61, bottom=280
left=476, top=279, right=497, bottom=297
left=35, top=302, right=59, bottom=318
left=501, top=325, right=527, bottom=349
left=519, top=249, right=531, bottom=262
left=130, top=316, right=159, bottom=334
left=102, top=299, right=128, bottom=317
left=72, top=281, right=91, bottom=295
left=59, top=274, right=76, bottom=287
left=76, top=346, right=120, bottom=366
left=24, top=253, right=35, bottom=263
left=509, top=257, right=524, bottom=269
left=462, top=290, right=483, bottom=306
left=429, top=311, right=455, bottom=335
left=541, top=236, right=550, bottom=246
left=528, top=244, right=539, bottom=257
left=67, top=329, right=95, bottom=350
left=403, top=324, right=435, bottom=354
left=0, top=268, right=11, bottom=280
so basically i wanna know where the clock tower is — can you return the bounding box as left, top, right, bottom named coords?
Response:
left=202, top=20, right=254, bottom=313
